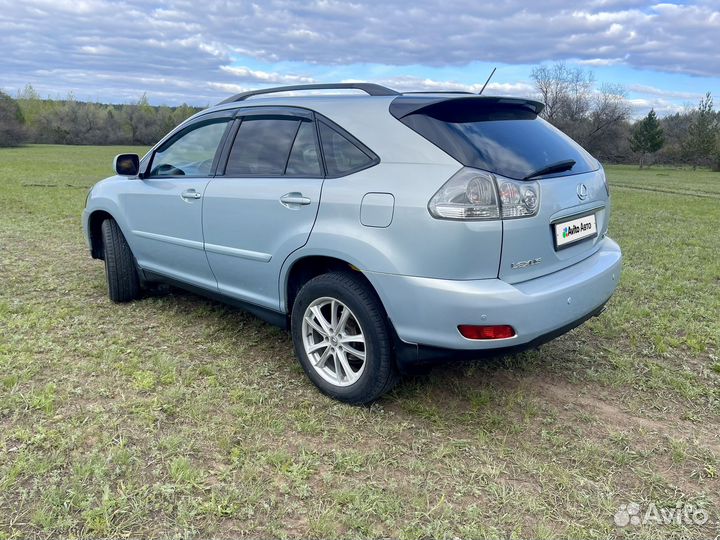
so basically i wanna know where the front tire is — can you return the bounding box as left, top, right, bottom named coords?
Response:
left=291, top=271, right=398, bottom=404
left=101, top=219, right=140, bottom=302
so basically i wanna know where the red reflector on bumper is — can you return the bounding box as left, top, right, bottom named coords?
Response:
left=458, top=324, right=516, bottom=340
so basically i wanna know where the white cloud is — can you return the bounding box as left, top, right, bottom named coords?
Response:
left=577, top=57, right=626, bottom=66
left=220, top=66, right=315, bottom=84
left=628, top=84, right=702, bottom=101
left=78, top=45, right=116, bottom=55
left=206, top=82, right=251, bottom=94
left=627, top=97, right=687, bottom=117
left=1, top=0, right=718, bottom=104
left=365, top=76, right=536, bottom=97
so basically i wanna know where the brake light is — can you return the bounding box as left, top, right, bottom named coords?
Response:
left=428, top=168, right=539, bottom=221
left=458, top=325, right=516, bottom=340
left=428, top=169, right=500, bottom=220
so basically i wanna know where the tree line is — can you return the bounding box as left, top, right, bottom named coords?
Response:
left=530, top=63, right=719, bottom=170
left=0, top=85, right=201, bottom=147
left=1, top=68, right=719, bottom=170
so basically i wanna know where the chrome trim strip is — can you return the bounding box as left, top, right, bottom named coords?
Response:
left=132, top=230, right=204, bottom=251
left=204, top=243, right=272, bottom=262
left=549, top=203, right=605, bottom=225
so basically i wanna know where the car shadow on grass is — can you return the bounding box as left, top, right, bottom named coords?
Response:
left=151, top=283, right=557, bottom=403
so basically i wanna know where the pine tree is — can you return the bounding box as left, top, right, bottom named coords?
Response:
left=629, top=109, right=664, bottom=168
left=683, top=92, right=718, bottom=169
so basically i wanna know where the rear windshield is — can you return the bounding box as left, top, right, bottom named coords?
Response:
left=394, top=99, right=598, bottom=180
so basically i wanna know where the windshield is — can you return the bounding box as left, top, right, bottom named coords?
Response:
left=396, top=101, right=598, bottom=180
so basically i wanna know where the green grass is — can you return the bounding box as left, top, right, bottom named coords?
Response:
left=1, top=146, right=719, bottom=538
left=607, top=164, right=720, bottom=198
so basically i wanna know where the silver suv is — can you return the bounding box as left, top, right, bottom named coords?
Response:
left=83, top=83, right=622, bottom=404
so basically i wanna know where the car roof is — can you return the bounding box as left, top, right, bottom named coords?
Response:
left=180, top=85, right=545, bottom=165
left=203, top=92, right=544, bottom=116
left=180, top=81, right=543, bottom=118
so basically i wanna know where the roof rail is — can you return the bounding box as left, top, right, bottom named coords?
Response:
left=218, top=83, right=399, bottom=104
left=401, top=91, right=475, bottom=95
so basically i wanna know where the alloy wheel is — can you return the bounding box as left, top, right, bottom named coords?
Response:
left=301, top=297, right=367, bottom=387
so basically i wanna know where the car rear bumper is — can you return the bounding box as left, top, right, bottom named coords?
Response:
left=365, top=236, right=621, bottom=354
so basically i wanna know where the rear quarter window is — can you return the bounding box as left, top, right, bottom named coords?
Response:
left=318, top=121, right=377, bottom=177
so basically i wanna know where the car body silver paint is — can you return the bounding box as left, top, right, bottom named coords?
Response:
left=360, top=192, right=395, bottom=228
left=364, top=237, right=621, bottom=349
left=84, top=93, right=622, bottom=353
left=202, top=173, right=324, bottom=310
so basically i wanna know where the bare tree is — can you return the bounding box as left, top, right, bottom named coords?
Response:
left=585, top=83, right=632, bottom=147
left=531, top=62, right=630, bottom=160
left=531, top=62, right=594, bottom=128
left=655, top=108, right=694, bottom=164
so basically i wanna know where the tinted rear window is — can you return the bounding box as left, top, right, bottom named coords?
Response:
left=226, top=117, right=299, bottom=176
left=319, top=122, right=376, bottom=176
left=395, top=100, right=598, bottom=180
left=286, top=121, right=322, bottom=176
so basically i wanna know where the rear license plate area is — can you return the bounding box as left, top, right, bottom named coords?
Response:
left=554, top=213, right=597, bottom=250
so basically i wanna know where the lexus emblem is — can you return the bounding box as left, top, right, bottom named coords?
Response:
left=577, top=183, right=588, bottom=200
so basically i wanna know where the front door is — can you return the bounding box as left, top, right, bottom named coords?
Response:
left=119, top=114, right=232, bottom=290
left=202, top=108, right=324, bottom=310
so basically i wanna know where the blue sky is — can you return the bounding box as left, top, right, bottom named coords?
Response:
left=1, top=0, right=719, bottom=117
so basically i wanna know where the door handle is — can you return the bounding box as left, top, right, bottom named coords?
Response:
left=181, top=189, right=202, bottom=200
left=280, top=192, right=311, bottom=208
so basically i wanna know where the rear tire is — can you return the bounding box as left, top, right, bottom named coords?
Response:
left=291, top=271, right=398, bottom=404
left=101, top=218, right=140, bottom=302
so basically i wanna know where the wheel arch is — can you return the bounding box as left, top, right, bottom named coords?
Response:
left=85, top=195, right=135, bottom=260
left=282, top=254, right=365, bottom=313
left=87, top=209, right=115, bottom=259
left=281, top=250, right=400, bottom=323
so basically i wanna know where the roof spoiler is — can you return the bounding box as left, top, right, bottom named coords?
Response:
left=389, top=95, right=545, bottom=119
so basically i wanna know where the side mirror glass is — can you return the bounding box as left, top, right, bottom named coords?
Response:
left=114, top=153, right=140, bottom=176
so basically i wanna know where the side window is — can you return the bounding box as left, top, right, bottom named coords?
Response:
left=225, top=117, right=299, bottom=176
left=286, top=121, right=322, bottom=176
left=150, top=119, right=230, bottom=177
left=318, top=122, right=375, bottom=176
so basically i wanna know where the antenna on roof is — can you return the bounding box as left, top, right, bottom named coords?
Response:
left=478, top=67, right=497, bottom=95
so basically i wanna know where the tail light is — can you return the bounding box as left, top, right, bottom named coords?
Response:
left=428, top=168, right=539, bottom=221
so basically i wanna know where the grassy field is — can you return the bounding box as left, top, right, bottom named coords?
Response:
left=1, top=146, right=719, bottom=539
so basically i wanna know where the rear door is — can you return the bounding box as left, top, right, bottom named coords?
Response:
left=391, top=97, right=609, bottom=284
left=202, top=107, right=325, bottom=310
left=498, top=167, right=609, bottom=284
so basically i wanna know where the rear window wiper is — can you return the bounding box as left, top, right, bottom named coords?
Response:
left=523, top=159, right=576, bottom=180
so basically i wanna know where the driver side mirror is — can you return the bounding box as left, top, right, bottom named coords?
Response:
left=114, top=153, right=140, bottom=176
